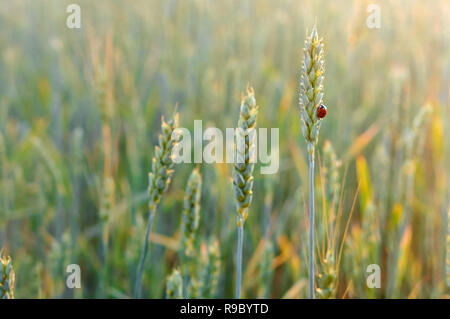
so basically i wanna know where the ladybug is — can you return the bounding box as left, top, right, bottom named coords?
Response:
left=317, top=104, right=327, bottom=119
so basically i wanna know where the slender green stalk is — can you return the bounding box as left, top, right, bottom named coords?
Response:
left=235, top=220, right=244, bottom=298
left=100, top=175, right=114, bottom=297
left=134, top=113, right=179, bottom=298
left=134, top=209, right=155, bottom=298
left=308, top=154, right=315, bottom=298
left=299, top=26, right=325, bottom=299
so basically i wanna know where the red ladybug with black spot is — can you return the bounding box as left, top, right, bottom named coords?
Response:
left=317, top=104, right=327, bottom=119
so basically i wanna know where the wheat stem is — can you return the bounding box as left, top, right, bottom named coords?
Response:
left=299, top=25, right=325, bottom=299
left=309, top=153, right=315, bottom=299
left=235, top=220, right=244, bottom=299
left=134, top=208, right=155, bottom=298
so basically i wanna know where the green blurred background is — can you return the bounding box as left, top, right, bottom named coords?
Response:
left=0, top=0, right=449, bottom=298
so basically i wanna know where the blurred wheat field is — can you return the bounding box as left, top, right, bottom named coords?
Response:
left=0, top=0, right=449, bottom=298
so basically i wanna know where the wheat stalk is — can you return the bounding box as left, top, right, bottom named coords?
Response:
left=0, top=253, right=15, bottom=299
left=134, top=113, right=179, bottom=298
left=233, top=86, right=258, bottom=298
left=99, top=175, right=115, bottom=296
left=299, top=25, right=326, bottom=299
left=166, top=268, right=183, bottom=299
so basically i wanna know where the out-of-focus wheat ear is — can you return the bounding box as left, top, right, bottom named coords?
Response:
left=181, top=168, right=202, bottom=258
left=323, top=140, right=341, bottom=207
left=258, top=241, right=274, bottom=299
left=203, top=239, right=221, bottom=298
left=316, top=250, right=337, bottom=299
left=166, top=268, right=183, bottom=299
left=180, top=167, right=202, bottom=298
left=0, top=253, right=15, bottom=299
left=322, top=140, right=341, bottom=247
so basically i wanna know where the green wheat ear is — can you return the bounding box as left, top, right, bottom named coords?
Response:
left=299, top=26, right=325, bottom=158
left=148, top=113, right=180, bottom=211
left=233, top=86, right=259, bottom=299
left=181, top=168, right=202, bottom=258
left=0, top=253, right=15, bottom=299
left=233, top=86, right=258, bottom=224
left=166, top=268, right=183, bottom=299
left=134, top=112, right=179, bottom=298
left=203, top=239, right=221, bottom=298
left=299, top=25, right=326, bottom=299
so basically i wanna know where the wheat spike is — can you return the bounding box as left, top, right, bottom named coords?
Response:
left=148, top=114, right=179, bottom=212
left=323, top=140, right=341, bottom=206
left=299, top=25, right=326, bottom=299
left=134, top=112, right=179, bottom=298
left=233, top=86, right=258, bottom=224
left=181, top=168, right=202, bottom=258
left=258, top=241, right=274, bottom=298
left=316, top=250, right=337, bottom=299
left=203, top=240, right=221, bottom=298
left=299, top=26, right=325, bottom=158
left=0, top=253, right=15, bottom=299
left=233, top=86, right=258, bottom=299
left=166, top=268, right=183, bottom=299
